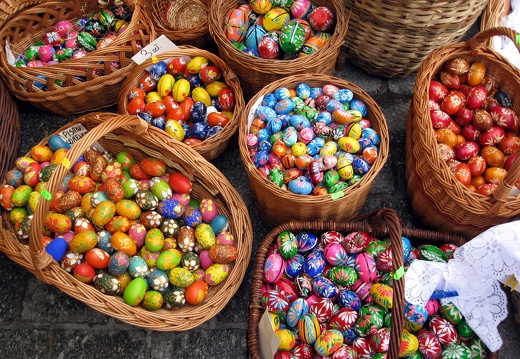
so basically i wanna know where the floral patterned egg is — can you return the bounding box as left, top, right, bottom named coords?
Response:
left=105, top=216, right=131, bottom=234
left=135, top=189, right=159, bottom=210
left=11, top=185, right=32, bottom=207
left=96, top=229, right=113, bottom=253
left=168, top=267, right=195, bottom=288
left=74, top=217, right=95, bottom=233
left=128, top=255, right=149, bottom=278
left=404, top=301, right=429, bottom=325
left=155, top=249, right=182, bottom=271
left=91, top=200, right=116, bottom=228
left=177, top=225, right=196, bottom=253
left=320, top=230, right=343, bottom=246
left=195, top=223, right=216, bottom=249
left=304, top=249, right=326, bottom=278
left=297, top=232, right=318, bottom=253
left=0, top=185, right=15, bottom=211
left=295, top=274, right=313, bottom=297
left=126, top=223, right=145, bottom=248
left=369, top=327, right=390, bottom=353
left=399, top=329, right=419, bottom=356
left=337, top=289, right=361, bottom=311
left=352, top=279, right=373, bottom=302
left=327, top=265, right=358, bottom=287
left=121, top=178, right=139, bottom=198
left=140, top=158, right=166, bottom=177
left=365, top=240, right=389, bottom=258
left=199, top=198, right=218, bottom=223
left=420, top=244, right=448, bottom=263
left=343, top=231, right=371, bottom=253
left=5, top=169, right=24, bottom=187
left=355, top=252, right=378, bottom=283
left=209, top=244, right=237, bottom=264
left=264, top=251, right=285, bottom=283
left=376, top=247, right=393, bottom=272
left=291, top=343, right=313, bottom=359
left=157, top=199, right=185, bottom=219
left=103, top=178, right=124, bottom=202
left=139, top=210, right=163, bottom=229
left=108, top=251, right=130, bottom=276
left=110, top=232, right=137, bottom=256
left=312, top=276, right=337, bottom=298
left=417, top=329, right=442, bottom=359
left=440, top=302, right=463, bottom=325
left=163, top=289, right=186, bottom=309
left=68, top=175, right=96, bottom=194
left=60, top=250, right=84, bottom=273
left=286, top=297, right=309, bottom=328
left=181, top=251, right=200, bottom=271
left=370, top=283, right=393, bottom=309
left=147, top=267, right=169, bottom=292
left=328, top=307, right=358, bottom=331
left=183, top=206, right=203, bottom=227
left=225, top=8, right=249, bottom=43
left=314, top=329, right=343, bottom=356
left=277, top=231, right=298, bottom=259
left=114, top=199, right=141, bottom=221
left=354, top=310, right=384, bottom=337
left=204, top=263, right=229, bottom=285
left=149, top=177, right=172, bottom=200
left=45, top=212, right=72, bottom=234
left=323, top=242, right=348, bottom=266
left=215, top=230, right=234, bottom=245
left=93, top=273, right=120, bottom=295
left=298, top=312, right=321, bottom=345
left=429, top=316, right=457, bottom=345
left=310, top=297, right=334, bottom=323
left=285, top=253, right=305, bottom=278
left=441, top=344, right=471, bottom=359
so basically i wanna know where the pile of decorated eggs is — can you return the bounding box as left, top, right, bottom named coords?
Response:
left=429, top=57, right=520, bottom=196
left=224, top=0, right=335, bottom=59
left=247, top=82, right=381, bottom=195
left=261, top=230, right=490, bottom=358
left=14, top=5, right=136, bottom=88
left=126, top=56, right=235, bottom=146
left=0, top=137, right=238, bottom=310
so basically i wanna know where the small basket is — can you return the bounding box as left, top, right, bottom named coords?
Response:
left=238, top=73, right=389, bottom=227
left=336, top=0, right=488, bottom=78
left=117, top=47, right=244, bottom=161
left=0, top=0, right=156, bottom=115
left=0, top=79, right=20, bottom=180
left=405, top=27, right=520, bottom=239
left=208, top=0, right=349, bottom=100
left=144, top=0, right=213, bottom=49
left=0, top=112, right=253, bottom=331
left=247, top=208, right=498, bottom=359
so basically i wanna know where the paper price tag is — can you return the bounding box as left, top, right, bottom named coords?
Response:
left=57, top=124, right=105, bottom=152
left=5, top=41, right=15, bottom=65
left=131, top=35, right=180, bottom=65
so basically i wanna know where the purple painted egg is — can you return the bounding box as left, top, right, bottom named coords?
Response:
left=286, top=297, right=309, bottom=328
left=355, top=252, right=378, bottom=283
left=285, top=253, right=305, bottom=278
left=323, top=242, right=348, bottom=266
left=337, top=289, right=361, bottom=311
left=304, top=249, right=325, bottom=277
left=309, top=297, right=334, bottom=323
left=261, top=289, right=290, bottom=315
left=264, top=251, right=286, bottom=283
left=352, top=279, right=373, bottom=302
left=312, top=276, right=337, bottom=298
left=297, top=231, right=319, bottom=253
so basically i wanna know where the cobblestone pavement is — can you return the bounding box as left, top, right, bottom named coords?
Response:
left=2, top=35, right=520, bottom=359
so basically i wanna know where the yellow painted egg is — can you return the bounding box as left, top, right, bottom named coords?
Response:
left=81, top=192, right=94, bottom=213
left=15, top=156, right=37, bottom=172
left=50, top=148, right=69, bottom=165
left=105, top=215, right=131, bottom=234
left=191, top=87, right=211, bottom=106
left=28, top=191, right=41, bottom=212
left=145, top=91, right=163, bottom=104
left=319, top=141, right=337, bottom=156
left=205, top=81, right=228, bottom=97
left=269, top=312, right=281, bottom=331
left=314, top=329, right=344, bottom=356
left=338, top=136, right=361, bottom=153
left=195, top=223, right=216, bottom=249
left=45, top=212, right=72, bottom=233
left=30, top=144, right=53, bottom=162
left=399, top=329, right=419, bottom=356
left=336, top=157, right=354, bottom=180
left=142, top=290, right=163, bottom=310
left=116, top=271, right=132, bottom=293
left=264, top=7, right=290, bottom=32
left=186, top=56, right=209, bottom=75
left=165, top=119, right=185, bottom=141
left=115, top=199, right=141, bottom=220
left=69, top=230, right=98, bottom=253
left=157, top=74, right=175, bottom=97
left=91, top=200, right=116, bottom=227
left=370, top=283, right=393, bottom=309
left=168, top=267, right=195, bottom=287
left=276, top=328, right=297, bottom=351
left=250, top=0, right=272, bottom=14
left=204, top=263, right=229, bottom=285
left=173, top=79, right=190, bottom=103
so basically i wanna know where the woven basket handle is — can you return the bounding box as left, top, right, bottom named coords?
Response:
left=467, top=27, right=520, bottom=53
left=27, top=114, right=153, bottom=282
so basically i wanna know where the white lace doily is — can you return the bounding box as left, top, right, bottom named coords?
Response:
left=404, top=220, right=520, bottom=352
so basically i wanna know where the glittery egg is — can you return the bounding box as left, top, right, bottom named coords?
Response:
left=195, top=223, right=216, bottom=249
left=183, top=206, right=203, bottom=227
left=128, top=255, right=149, bottom=278
left=108, top=251, right=130, bottom=276
left=147, top=267, right=170, bottom=291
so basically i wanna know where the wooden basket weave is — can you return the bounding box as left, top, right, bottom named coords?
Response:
left=0, top=0, right=156, bottom=115
left=0, top=112, right=253, bottom=331
left=144, top=0, right=212, bottom=49
left=0, top=79, right=20, bottom=180
left=208, top=0, right=349, bottom=100
left=336, top=0, right=488, bottom=78
left=247, top=208, right=495, bottom=359
left=405, top=27, right=520, bottom=239
left=238, top=73, right=389, bottom=227
left=117, top=47, right=244, bottom=161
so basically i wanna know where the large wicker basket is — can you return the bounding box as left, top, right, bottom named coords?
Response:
left=0, top=112, right=253, bottom=331
left=336, top=0, right=488, bottom=78
left=144, top=0, right=212, bottom=49
left=238, top=73, right=389, bottom=227
left=117, top=47, right=244, bottom=161
left=247, top=208, right=499, bottom=359
left=0, top=0, right=155, bottom=115
left=0, top=79, right=20, bottom=180
left=208, top=0, right=349, bottom=100
left=405, top=27, right=520, bottom=239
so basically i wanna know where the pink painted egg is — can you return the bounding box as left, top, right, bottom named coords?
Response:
left=355, top=252, right=377, bottom=282
left=323, top=242, right=348, bottom=266
left=264, top=251, right=286, bottom=283
left=199, top=198, right=218, bottom=223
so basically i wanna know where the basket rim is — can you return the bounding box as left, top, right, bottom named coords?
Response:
left=0, top=112, right=253, bottom=331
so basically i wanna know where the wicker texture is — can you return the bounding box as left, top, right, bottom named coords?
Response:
left=481, top=0, right=511, bottom=32
left=337, top=0, right=488, bottom=78
left=0, top=0, right=156, bottom=115
left=0, top=112, right=253, bottom=331
left=406, top=27, right=520, bottom=239
left=145, top=0, right=212, bottom=48
left=117, top=47, right=244, bottom=161
left=238, top=74, right=389, bottom=227
left=0, top=79, right=20, bottom=181
left=208, top=0, right=349, bottom=100
left=247, top=208, right=487, bottom=359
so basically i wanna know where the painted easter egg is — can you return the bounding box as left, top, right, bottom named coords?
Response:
left=308, top=6, right=335, bottom=32
left=429, top=316, right=457, bottom=345
left=327, top=265, right=358, bottom=287
left=314, top=329, right=343, bottom=356
left=286, top=297, right=309, bottom=328
left=280, top=21, right=306, bottom=53
left=417, top=329, right=442, bottom=359
left=258, top=32, right=280, bottom=59
left=264, top=7, right=290, bottom=32
left=298, top=312, right=321, bottom=344
left=370, top=283, right=393, bottom=309
left=355, top=252, right=378, bottom=283
left=264, top=251, right=285, bottom=283
left=93, top=273, right=120, bottom=295
left=45, top=212, right=72, bottom=233
left=205, top=263, right=230, bottom=285
left=291, top=0, right=313, bottom=19
left=404, top=301, right=429, bottom=325
left=285, top=253, right=305, bottom=278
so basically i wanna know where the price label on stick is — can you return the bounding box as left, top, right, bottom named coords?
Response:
left=131, top=35, right=180, bottom=65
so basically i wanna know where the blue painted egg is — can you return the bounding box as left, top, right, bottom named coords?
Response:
left=304, top=249, right=326, bottom=277
left=352, top=158, right=370, bottom=175
left=45, top=237, right=67, bottom=262
left=350, top=99, right=367, bottom=116
left=309, top=87, right=324, bottom=99
left=190, top=102, right=207, bottom=123
left=245, top=23, right=267, bottom=51
left=358, top=137, right=373, bottom=151
left=147, top=267, right=169, bottom=292
left=286, top=297, right=309, bottom=328
left=206, top=125, right=223, bottom=138
left=188, top=74, right=203, bottom=90
left=183, top=206, right=203, bottom=227
left=267, top=117, right=283, bottom=134
left=256, top=105, right=277, bottom=121
left=342, top=327, right=358, bottom=345
left=296, top=82, right=310, bottom=99
left=5, top=169, right=24, bottom=187
left=274, top=87, right=291, bottom=100
left=48, top=135, right=71, bottom=151
left=262, top=93, right=278, bottom=107
left=325, top=99, right=344, bottom=113
left=97, top=230, right=113, bottom=253
left=315, top=111, right=332, bottom=125
left=333, top=89, right=354, bottom=103
left=157, top=199, right=184, bottom=219
left=277, top=114, right=291, bottom=128
left=253, top=150, right=269, bottom=167
left=290, top=114, right=311, bottom=131
left=60, top=173, right=74, bottom=192
left=257, top=128, right=270, bottom=143
left=210, top=98, right=222, bottom=111
left=151, top=117, right=166, bottom=130
left=274, top=99, right=295, bottom=114
left=312, top=276, right=338, bottom=298
left=297, top=232, right=318, bottom=253
left=243, top=47, right=260, bottom=57
left=149, top=61, right=168, bottom=81
left=285, top=253, right=305, bottom=278
left=282, top=126, right=298, bottom=147
left=306, top=137, right=325, bottom=156
left=128, top=256, right=149, bottom=278
left=288, top=176, right=313, bottom=195
left=210, top=214, right=229, bottom=234
left=361, top=128, right=380, bottom=145
left=188, top=122, right=210, bottom=139
left=91, top=191, right=110, bottom=207
left=402, top=237, right=411, bottom=262
left=337, top=289, right=361, bottom=311
left=137, top=111, right=153, bottom=123
left=404, top=300, right=429, bottom=325
left=108, top=251, right=129, bottom=276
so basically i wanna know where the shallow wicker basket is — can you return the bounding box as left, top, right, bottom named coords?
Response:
left=208, top=0, right=349, bottom=100
left=0, top=0, right=155, bottom=115
left=117, top=47, right=244, bottom=161
left=0, top=112, right=253, bottom=331
left=247, top=208, right=498, bottom=359
left=238, top=73, right=389, bottom=227
left=405, top=27, right=520, bottom=239
left=336, top=0, right=488, bottom=78
left=0, top=79, right=20, bottom=180
left=144, top=0, right=213, bottom=49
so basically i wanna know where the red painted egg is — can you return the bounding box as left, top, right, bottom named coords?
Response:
left=139, top=73, right=157, bottom=92
left=168, top=172, right=192, bottom=194
left=376, top=247, right=393, bottom=272
left=128, top=97, right=145, bottom=115
left=218, top=88, right=235, bottom=112
left=206, top=112, right=230, bottom=127
left=258, top=34, right=280, bottom=59
left=73, top=263, right=96, bottom=283
left=499, top=135, right=520, bottom=155
left=468, top=155, right=486, bottom=176
left=430, top=109, right=451, bottom=128
left=309, top=297, right=334, bottom=323
left=477, top=183, right=498, bottom=196
left=184, top=138, right=203, bottom=146
left=139, top=158, right=167, bottom=177
left=429, top=80, right=448, bottom=103
left=128, top=87, right=146, bottom=101
left=417, top=329, right=442, bottom=359
left=224, top=8, right=249, bottom=43
left=461, top=124, right=480, bottom=142
left=466, top=85, right=487, bottom=109
left=343, top=231, right=370, bottom=253
left=445, top=57, right=470, bottom=75
left=429, top=316, right=457, bottom=345
left=454, top=163, right=471, bottom=186
left=327, top=307, right=358, bottom=331
left=167, top=57, right=187, bottom=76
left=490, top=106, right=519, bottom=131
left=369, top=327, right=390, bottom=353
left=144, top=101, right=166, bottom=118
left=85, top=248, right=110, bottom=269
left=440, top=71, right=461, bottom=89
left=440, top=91, right=464, bottom=116
left=478, top=126, right=505, bottom=148
left=199, top=66, right=221, bottom=84
left=455, top=141, right=479, bottom=161
left=129, top=163, right=151, bottom=180
left=261, top=289, right=290, bottom=315
left=308, top=6, right=335, bottom=32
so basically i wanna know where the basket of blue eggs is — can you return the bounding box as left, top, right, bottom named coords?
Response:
left=238, top=73, right=389, bottom=226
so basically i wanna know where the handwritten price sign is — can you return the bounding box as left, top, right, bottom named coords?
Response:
left=131, top=35, right=180, bottom=65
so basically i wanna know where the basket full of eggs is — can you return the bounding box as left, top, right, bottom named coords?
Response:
left=406, top=27, right=520, bottom=239
left=239, top=73, right=389, bottom=227
left=0, top=0, right=156, bottom=115
left=117, top=47, right=244, bottom=161
left=208, top=0, right=349, bottom=100
left=248, top=208, right=499, bottom=359
left=0, top=112, right=253, bottom=330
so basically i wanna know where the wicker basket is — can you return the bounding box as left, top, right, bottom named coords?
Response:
left=481, top=0, right=511, bottom=33
left=144, top=0, right=213, bottom=49
left=0, top=0, right=156, bottom=115
left=117, top=47, right=244, bottom=161
left=238, top=73, right=389, bottom=227
left=0, top=79, right=20, bottom=180
left=336, top=0, right=488, bottom=78
left=247, top=208, right=500, bottom=359
left=208, top=0, right=349, bottom=100
left=0, top=112, right=253, bottom=331
left=405, top=27, right=520, bottom=239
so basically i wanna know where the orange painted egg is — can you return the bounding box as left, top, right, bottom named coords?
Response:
left=454, top=163, right=471, bottom=186
left=184, top=138, right=203, bottom=146
left=144, top=101, right=166, bottom=118
left=90, top=156, right=107, bottom=182
left=68, top=175, right=96, bottom=194
left=105, top=215, right=132, bottom=233
left=139, top=73, right=157, bottom=92
left=484, top=167, right=508, bottom=185
left=467, top=62, right=486, bottom=86
left=128, top=87, right=146, bottom=101
left=45, top=212, right=72, bottom=233
left=85, top=248, right=110, bottom=269
left=110, top=232, right=137, bottom=256
left=127, top=97, right=145, bottom=115
left=185, top=280, right=209, bottom=305
left=91, top=200, right=116, bottom=228
left=481, top=146, right=505, bottom=167
left=0, top=185, right=15, bottom=210
left=74, top=217, right=95, bottom=233
left=69, top=230, right=98, bottom=253
left=140, top=158, right=167, bottom=177
left=206, top=112, right=230, bottom=127
left=103, top=178, right=124, bottom=202
left=129, top=163, right=151, bottom=180
left=209, top=244, right=237, bottom=264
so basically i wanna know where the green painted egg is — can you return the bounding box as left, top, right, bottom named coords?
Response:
left=77, top=31, right=97, bottom=51
left=122, top=178, right=139, bottom=198
left=280, top=21, right=306, bottom=53
left=135, top=189, right=159, bottom=210
left=327, top=265, right=358, bottom=287
left=91, top=200, right=116, bottom=227
left=9, top=207, right=28, bottom=224
left=64, top=206, right=85, bottom=224
left=145, top=228, right=165, bottom=252
left=420, top=244, right=448, bottom=262
left=69, top=230, right=98, bottom=253
left=38, top=164, right=57, bottom=182
left=168, top=267, right=195, bottom=287
left=123, top=277, right=147, bottom=306
left=469, top=337, right=488, bottom=358
left=150, top=177, right=172, bottom=200
left=365, top=240, right=389, bottom=258
left=156, top=249, right=182, bottom=271
left=457, top=318, right=474, bottom=341
left=195, top=223, right=216, bottom=249
left=45, top=212, right=72, bottom=233
left=115, top=199, right=141, bottom=220
left=15, top=215, right=33, bottom=240
left=142, top=290, right=163, bottom=310
left=93, top=273, right=121, bottom=295
left=440, top=302, right=463, bottom=325
left=441, top=344, right=471, bottom=359
left=277, top=231, right=297, bottom=259
left=163, top=289, right=186, bottom=309
left=355, top=310, right=384, bottom=336
left=11, top=185, right=32, bottom=207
